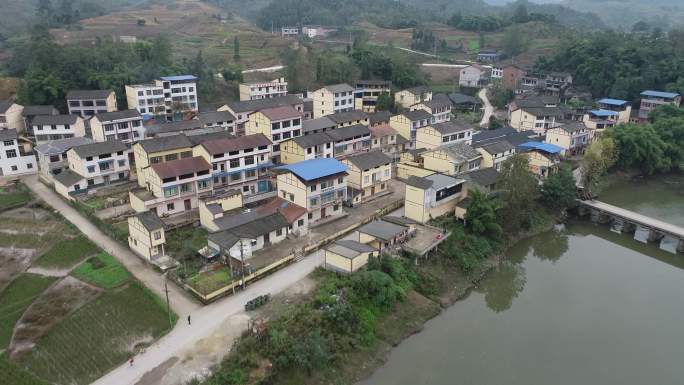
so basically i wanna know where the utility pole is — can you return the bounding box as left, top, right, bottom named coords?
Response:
left=164, top=275, right=172, bottom=328
left=240, top=239, right=246, bottom=289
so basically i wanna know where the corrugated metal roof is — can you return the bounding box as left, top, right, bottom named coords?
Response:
left=358, top=220, right=407, bottom=241
left=292, top=132, right=333, bottom=148
left=94, top=109, right=141, bottom=122
left=302, top=117, right=336, bottom=133
left=589, top=109, right=619, bottom=117
left=275, top=158, right=347, bottom=181
left=641, top=90, right=680, bottom=99
left=327, top=110, right=368, bottom=124
left=326, top=124, right=370, bottom=141
left=160, top=75, right=198, bottom=82
left=33, top=114, right=80, bottom=126
left=518, top=141, right=563, bottom=154
left=66, top=90, right=113, bottom=100
left=598, top=98, right=629, bottom=106
left=478, top=140, right=515, bottom=155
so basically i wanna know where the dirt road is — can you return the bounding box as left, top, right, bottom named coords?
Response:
left=478, top=87, right=494, bottom=127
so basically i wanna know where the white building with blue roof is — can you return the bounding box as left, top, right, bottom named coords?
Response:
left=583, top=108, right=619, bottom=131
left=597, top=98, right=632, bottom=124
left=637, top=90, right=682, bottom=121
left=125, top=75, right=199, bottom=122
left=274, top=158, right=349, bottom=224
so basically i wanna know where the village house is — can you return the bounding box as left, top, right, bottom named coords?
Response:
left=125, top=75, right=198, bottom=121
left=507, top=95, right=559, bottom=116
left=89, top=109, right=144, bottom=144
left=327, top=110, right=370, bottom=128
left=192, top=134, right=275, bottom=204
left=35, top=137, right=93, bottom=181
left=274, top=158, right=348, bottom=225
left=422, top=141, right=482, bottom=176
left=130, top=156, right=212, bottom=216
left=597, top=98, right=631, bottom=125
left=218, top=95, right=305, bottom=135
left=0, top=101, right=24, bottom=132
left=582, top=109, right=619, bottom=132
left=313, top=83, right=355, bottom=118
left=143, top=119, right=207, bottom=138
left=198, top=189, right=244, bottom=230
left=133, top=135, right=194, bottom=186
left=394, top=86, right=432, bottom=109
left=477, top=51, right=498, bottom=62
left=127, top=211, right=166, bottom=262
left=369, top=123, right=409, bottom=161
left=353, top=80, right=391, bottom=112
left=196, top=111, right=237, bottom=135
left=410, top=94, right=452, bottom=123
left=327, top=124, right=372, bottom=158
left=637, top=90, right=682, bottom=121
left=302, top=116, right=337, bottom=135
left=448, top=93, right=482, bottom=112
left=516, top=141, right=563, bottom=178
left=32, top=115, right=86, bottom=145
left=357, top=220, right=409, bottom=253
left=404, top=173, right=466, bottom=224
left=324, top=240, right=378, bottom=274
left=509, top=105, right=563, bottom=135
left=280, top=132, right=335, bottom=164
left=475, top=141, right=516, bottom=171
left=459, top=64, right=490, bottom=88
left=21, top=105, right=58, bottom=136
left=53, top=141, right=130, bottom=199
left=389, top=109, right=434, bottom=146
left=0, top=129, right=37, bottom=177
left=66, top=90, right=117, bottom=118
left=368, top=111, right=391, bottom=127
left=545, top=121, right=593, bottom=156
left=543, top=72, right=573, bottom=96
left=415, top=120, right=474, bottom=150
left=246, top=105, right=303, bottom=162
left=461, top=167, right=500, bottom=193
left=281, top=26, right=299, bottom=37
left=239, top=77, right=288, bottom=101
left=501, top=65, right=527, bottom=90
left=341, top=151, right=393, bottom=205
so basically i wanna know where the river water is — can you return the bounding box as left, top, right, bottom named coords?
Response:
left=360, top=176, right=684, bottom=385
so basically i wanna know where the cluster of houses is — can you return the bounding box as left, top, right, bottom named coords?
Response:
left=1, top=70, right=681, bottom=278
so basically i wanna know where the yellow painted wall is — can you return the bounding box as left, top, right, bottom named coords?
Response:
left=509, top=109, right=535, bottom=131
left=280, top=139, right=306, bottom=164
left=127, top=215, right=165, bottom=260
left=245, top=111, right=273, bottom=137
left=423, top=149, right=455, bottom=174
left=415, top=126, right=442, bottom=149
left=545, top=129, right=572, bottom=151
left=276, top=172, right=308, bottom=208
left=396, top=162, right=434, bottom=180
left=313, top=88, right=335, bottom=118
left=404, top=184, right=428, bottom=223
left=134, top=144, right=192, bottom=187
left=129, top=191, right=148, bottom=212
left=389, top=115, right=412, bottom=141
left=477, top=149, right=495, bottom=168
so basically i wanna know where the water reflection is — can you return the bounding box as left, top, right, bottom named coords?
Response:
left=475, top=261, right=526, bottom=313
left=531, top=225, right=569, bottom=263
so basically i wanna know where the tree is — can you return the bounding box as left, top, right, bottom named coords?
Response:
left=498, top=154, right=539, bottom=231
left=233, top=36, right=240, bottom=61
left=580, top=136, right=617, bottom=199
left=488, top=116, right=502, bottom=129
left=376, top=92, right=394, bottom=112
left=511, top=4, right=529, bottom=24
left=488, top=79, right=514, bottom=109
left=611, top=123, right=669, bottom=175
left=540, top=164, right=577, bottom=210
left=501, top=26, right=527, bottom=58
left=465, top=189, right=503, bottom=238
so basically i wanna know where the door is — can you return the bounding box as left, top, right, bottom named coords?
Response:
left=103, top=175, right=110, bottom=185
left=264, top=232, right=270, bottom=245
left=184, top=199, right=191, bottom=211
left=321, top=207, right=326, bottom=218
left=371, top=186, right=375, bottom=196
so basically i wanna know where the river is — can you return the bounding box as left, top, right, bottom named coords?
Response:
left=360, top=176, right=684, bottom=385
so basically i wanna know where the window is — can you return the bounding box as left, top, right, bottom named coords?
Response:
left=230, top=173, right=241, bottom=182
left=282, top=131, right=291, bottom=140
left=244, top=156, right=254, bottom=165
left=198, top=179, right=210, bottom=190
left=308, top=213, right=313, bottom=219
left=3, top=140, right=14, bottom=146
left=49, top=155, right=60, bottom=163
left=5, top=149, right=16, bottom=158
left=271, top=122, right=280, bottom=131
left=293, top=119, right=301, bottom=126
left=11, top=165, right=18, bottom=171
left=164, top=186, right=178, bottom=197
left=245, top=170, right=256, bottom=178
left=118, top=160, right=126, bottom=167
left=243, top=186, right=250, bottom=192
left=310, top=184, right=317, bottom=192
left=165, top=153, right=178, bottom=162
left=167, top=203, right=175, bottom=211
left=298, top=219, right=304, bottom=226
left=87, top=179, right=95, bottom=186
left=230, top=159, right=240, bottom=168
left=150, top=156, right=162, bottom=164
left=276, top=229, right=283, bottom=236
left=87, top=166, right=95, bottom=173
left=384, top=169, right=390, bottom=177
left=153, top=231, right=162, bottom=240
left=310, top=197, right=319, bottom=206
left=282, top=120, right=291, bottom=128
left=337, top=177, right=343, bottom=184
left=292, top=130, right=301, bottom=137
left=333, top=204, right=339, bottom=211
left=364, top=175, right=370, bottom=184
left=272, top=134, right=280, bottom=141
left=180, top=183, right=192, bottom=193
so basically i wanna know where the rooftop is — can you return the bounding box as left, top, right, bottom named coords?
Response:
left=598, top=98, right=629, bottom=106
left=517, top=141, right=563, bottom=154
left=448, top=93, right=481, bottom=105
left=0, top=100, right=15, bottom=113
left=66, top=90, right=113, bottom=100
left=145, top=120, right=203, bottom=136
left=150, top=156, right=211, bottom=179
left=0, top=129, right=18, bottom=141
left=358, top=220, right=407, bottom=241
left=327, top=110, right=369, bottom=124
left=259, top=105, right=302, bottom=121
left=292, top=132, right=334, bottom=148
left=422, top=94, right=452, bottom=109
left=441, top=141, right=482, bottom=162
left=32, top=114, right=80, bottom=126
left=406, top=173, right=464, bottom=191
left=327, top=240, right=376, bottom=259
left=322, top=83, right=354, bottom=93
left=71, top=141, right=128, bottom=158
left=402, top=109, right=433, bottom=121
left=641, top=90, right=680, bottom=99
left=137, top=134, right=193, bottom=153
left=325, top=124, right=371, bottom=141
left=462, top=168, right=500, bottom=187
left=302, top=116, right=336, bottom=133
left=200, top=134, right=271, bottom=155
left=478, top=140, right=515, bottom=155
left=368, top=110, right=391, bottom=126
left=160, top=75, right=198, bottom=82
left=197, top=110, right=236, bottom=125
left=94, top=109, right=141, bottom=122
left=275, top=158, right=347, bottom=182
left=35, top=137, right=94, bottom=155
left=589, top=109, right=619, bottom=117
left=405, top=86, right=430, bottom=95
left=53, top=169, right=83, bottom=187
left=22, top=105, right=57, bottom=117
left=225, top=95, right=303, bottom=113
left=369, top=123, right=397, bottom=138
left=431, top=120, right=474, bottom=135
left=344, top=151, right=392, bottom=171
left=136, top=211, right=164, bottom=231
left=255, top=197, right=307, bottom=224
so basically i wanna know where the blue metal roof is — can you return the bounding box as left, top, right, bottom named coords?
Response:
left=598, top=98, right=628, bottom=106
left=276, top=158, right=347, bottom=181
left=641, top=90, right=680, bottom=99
left=589, top=109, right=619, bottom=117
left=518, top=141, right=563, bottom=154
left=160, top=75, right=198, bottom=82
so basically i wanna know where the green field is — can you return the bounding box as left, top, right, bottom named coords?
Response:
left=0, top=184, right=31, bottom=211
left=0, top=353, right=48, bottom=385
left=187, top=267, right=234, bottom=295
left=71, top=253, right=131, bottom=289
left=19, top=282, right=175, bottom=385
left=33, top=236, right=99, bottom=269
left=0, top=274, right=56, bottom=348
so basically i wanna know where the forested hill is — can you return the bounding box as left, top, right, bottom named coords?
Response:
left=561, top=0, right=684, bottom=31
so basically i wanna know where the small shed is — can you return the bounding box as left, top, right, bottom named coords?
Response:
left=324, top=240, right=378, bottom=274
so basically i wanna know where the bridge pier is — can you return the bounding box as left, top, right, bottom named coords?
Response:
left=660, top=235, right=679, bottom=254
left=590, top=209, right=611, bottom=224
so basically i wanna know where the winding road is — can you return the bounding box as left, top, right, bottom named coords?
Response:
left=478, top=87, right=494, bottom=127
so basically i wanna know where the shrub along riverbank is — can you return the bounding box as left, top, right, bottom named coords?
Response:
left=195, top=155, right=571, bottom=385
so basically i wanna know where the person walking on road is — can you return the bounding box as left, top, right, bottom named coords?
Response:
left=129, top=357, right=134, bottom=367
left=187, top=315, right=191, bottom=325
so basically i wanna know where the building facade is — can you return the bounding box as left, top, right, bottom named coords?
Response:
left=353, top=80, right=391, bottom=112
left=0, top=101, right=24, bottom=132
left=32, top=115, right=86, bottom=145
left=66, top=90, right=117, bottom=118
left=404, top=174, right=466, bottom=224
left=239, top=78, right=288, bottom=101
left=35, top=137, right=94, bottom=181
left=90, top=109, right=144, bottom=144
left=394, top=86, right=432, bottom=109
left=415, top=120, right=474, bottom=150
left=125, top=75, right=198, bottom=121
left=245, top=106, right=303, bottom=161
left=0, top=129, right=37, bottom=177
left=312, top=84, right=355, bottom=118
left=128, top=211, right=166, bottom=261
left=341, top=151, right=392, bottom=204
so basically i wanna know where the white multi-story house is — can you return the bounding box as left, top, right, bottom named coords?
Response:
left=0, top=101, right=24, bottom=132
left=21, top=105, right=58, bottom=136
left=193, top=134, right=276, bottom=204
left=125, top=75, right=198, bottom=121
left=313, top=84, right=355, bottom=118
left=53, top=141, right=131, bottom=198
left=196, top=111, right=237, bottom=135
left=410, top=94, right=452, bottom=123
left=459, top=64, right=490, bottom=88
left=90, top=109, right=144, bottom=144
left=327, top=124, right=372, bottom=159
left=245, top=106, right=303, bottom=162
left=35, top=137, right=93, bottom=181
left=32, top=115, right=86, bottom=145
left=0, top=129, right=37, bottom=177
left=239, top=78, right=288, bottom=101
left=218, top=95, right=304, bottom=135
left=66, top=90, right=117, bottom=118
left=637, top=90, right=682, bottom=121
left=509, top=106, right=564, bottom=135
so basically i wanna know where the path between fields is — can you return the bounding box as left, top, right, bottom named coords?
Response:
left=478, top=87, right=494, bottom=127
left=21, top=175, right=199, bottom=315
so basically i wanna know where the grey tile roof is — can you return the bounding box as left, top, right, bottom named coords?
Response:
left=327, top=110, right=369, bottom=124
left=292, top=132, right=333, bottom=148
left=302, top=117, right=336, bottom=133
left=327, top=240, right=376, bottom=259
left=368, top=110, right=391, bottom=125
left=53, top=169, right=83, bottom=187
left=326, top=124, right=370, bottom=141
left=66, top=90, right=113, bottom=100
left=214, top=211, right=288, bottom=238
left=405, top=86, right=430, bottom=95
left=448, top=93, right=481, bottom=105
left=71, top=141, right=128, bottom=158
left=22, top=105, right=57, bottom=117
left=324, top=83, right=354, bottom=93
left=136, top=211, right=164, bottom=231
left=478, top=140, right=515, bottom=155
left=94, top=109, right=141, bottom=122
left=431, top=120, right=474, bottom=135
left=406, top=175, right=433, bottom=189
left=462, top=168, right=500, bottom=187
left=0, top=129, right=18, bottom=141
left=345, top=150, right=392, bottom=170
left=519, top=106, right=564, bottom=116
left=403, top=109, right=432, bottom=121
left=197, top=111, right=236, bottom=125
left=425, top=173, right=464, bottom=190
left=225, top=95, right=302, bottom=113
left=208, top=230, right=240, bottom=250
left=441, top=141, right=482, bottom=162
left=137, top=134, right=193, bottom=153
left=358, top=220, right=407, bottom=241
left=35, top=137, right=94, bottom=155
left=33, top=114, right=80, bottom=126
left=187, top=131, right=235, bottom=145
left=423, top=94, right=452, bottom=109
left=0, top=100, right=14, bottom=113
left=559, top=121, right=587, bottom=134
left=145, top=120, right=203, bottom=136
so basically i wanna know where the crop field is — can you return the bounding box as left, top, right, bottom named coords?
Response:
left=0, top=353, right=48, bottom=385
left=0, top=184, right=31, bottom=211
left=71, top=253, right=132, bottom=289
left=187, top=266, right=234, bottom=295
left=0, top=274, right=56, bottom=349
left=18, top=282, right=174, bottom=385
left=32, top=236, right=99, bottom=269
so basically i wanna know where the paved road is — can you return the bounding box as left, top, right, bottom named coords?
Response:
left=22, top=175, right=199, bottom=315
left=478, top=87, right=494, bottom=127
left=93, top=251, right=324, bottom=385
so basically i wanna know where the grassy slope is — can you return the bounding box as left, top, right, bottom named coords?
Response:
left=33, top=236, right=99, bottom=269
left=0, top=274, right=56, bottom=349
left=71, top=253, right=132, bottom=289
